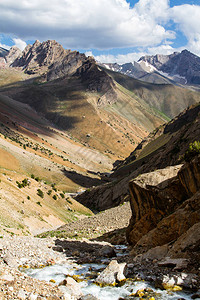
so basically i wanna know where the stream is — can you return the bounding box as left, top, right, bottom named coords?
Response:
left=23, top=245, right=194, bottom=300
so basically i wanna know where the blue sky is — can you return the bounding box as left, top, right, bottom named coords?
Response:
left=0, top=0, right=200, bottom=63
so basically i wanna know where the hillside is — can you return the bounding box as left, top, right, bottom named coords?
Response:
left=105, top=68, right=200, bottom=119
left=76, top=103, right=200, bottom=210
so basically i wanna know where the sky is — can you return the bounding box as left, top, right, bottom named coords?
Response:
left=0, top=0, right=200, bottom=64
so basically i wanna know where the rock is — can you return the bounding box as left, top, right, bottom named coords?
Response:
left=0, top=274, right=14, bottom=281
left=168, top=222, right=200, bottom=259
left=158, top=258, right=189, bottom=270
left=100, top=245, right=116, bottom=258
left=192, top=292, right=200, bottom=299
left=96, top=260, right=127, bottom=286
left=3, top=254, right=18, bottom=268
left=127, top=164, right=184, bottom=246
left=79, top=295, right=98, bottom=300
left=58, top=286, right=72, bottom=300
left=27, top=293, right=38, bottom=300
left=127, top=156, right=200, bottom=267
left=58, top=276, right=83, bottom=298
left=17, top=289, right=27, bottom=299
left=132, top=244, right=169, bottom=261
left=52, top=245, right=63, bottom=252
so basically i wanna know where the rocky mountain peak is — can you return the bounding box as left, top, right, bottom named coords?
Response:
left=12, top=39, right=68, bottom=74
left=138, top=52, right=179, bottom=69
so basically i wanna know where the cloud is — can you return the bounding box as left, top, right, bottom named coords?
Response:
left=13, top=38, right=27, bottom=50
left=92, top=52, right=146, bottom=64
left=0, top=0, right=174, bottom=49
left=171, top=4, right=200, bottom=55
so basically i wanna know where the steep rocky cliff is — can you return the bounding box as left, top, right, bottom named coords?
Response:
left=127, top=155, right=200, bottom=270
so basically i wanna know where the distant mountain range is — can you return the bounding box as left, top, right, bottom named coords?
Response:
left=101, top=50, right=200, bottom=86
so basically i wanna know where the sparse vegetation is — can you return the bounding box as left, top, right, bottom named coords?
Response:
left=184, top=141, right=200, bottom=162
left=16, top=178, right=29, bottom=188
left=53, top=195, right=57, bottom=200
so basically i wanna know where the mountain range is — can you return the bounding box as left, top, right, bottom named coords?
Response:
left=102, top=49, right=200, bottom=86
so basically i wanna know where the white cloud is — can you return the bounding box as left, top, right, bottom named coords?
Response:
left=93, top=52, right=146, bottom=64
left=13, top=38, right=27, bottom=50
left=171, top=4, right=200, bottom=55
left=0, top=0, right=174, bottom=49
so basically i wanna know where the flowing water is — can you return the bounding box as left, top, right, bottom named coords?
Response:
left=24, top=245, right=194, bottom=300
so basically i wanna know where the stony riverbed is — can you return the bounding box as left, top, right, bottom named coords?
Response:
left=0, top=236, right=199, bottom=300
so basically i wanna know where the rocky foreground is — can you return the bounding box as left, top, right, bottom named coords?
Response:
left=0, top=232, right=200, bottom=299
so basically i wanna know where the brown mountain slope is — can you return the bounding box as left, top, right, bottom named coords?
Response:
left=106, top=68, right=200, bottom=119
left=76, top=103, right=200, bottom=211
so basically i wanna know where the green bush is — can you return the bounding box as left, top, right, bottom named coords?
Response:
left=60, top=193, right=65, bottom=198
left=35, top=177, right=40, bottom=182
left=37, top=189, right=44, bottom=198
left=184, top=141, right=200, bottom=162
left=53, top=195, right=57, bottom=200
left=47, top=190, right=52, bottom=195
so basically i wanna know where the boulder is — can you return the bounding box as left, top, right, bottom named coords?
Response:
left=96, top=260, right=127, bottom=286
left=127, top=156, right=200, bottom=268
left=58, top=276, right=83, bottom=299
left=127, top=165, right=184, bottom=246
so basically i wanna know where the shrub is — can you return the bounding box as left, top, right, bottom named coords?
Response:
left=37, top=189, right=44, bottom=198
left=27, top=196, right=30, bottom=200
left=16, top=181, right=23, bottom=188
left=47, top=190, right=52, bottom=195
left=31, top=174, right=35, bottom=179
left=53, top=195, right=57, bottom=200
left=35, top=177, right=40, bottom=182
left=60, top=193, right=65, bottom=198
left=36, top=201, right=42, bottom=206
left=184, top=141, right=200, bottom=162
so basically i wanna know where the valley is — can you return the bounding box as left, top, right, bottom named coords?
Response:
left=0, top=40, right=200, bottom=299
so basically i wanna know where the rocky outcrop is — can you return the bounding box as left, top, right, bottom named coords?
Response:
left=46, top=50, right=88, bottom=81
left=127, top=155, right=200, bottom=269
left=5, top=46, right=22, bottom=65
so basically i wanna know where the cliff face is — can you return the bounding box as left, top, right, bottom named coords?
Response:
left=127, top=155, right=200, bottom=266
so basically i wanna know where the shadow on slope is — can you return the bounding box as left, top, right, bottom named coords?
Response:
left=62, top=168, right=106, bottom=188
